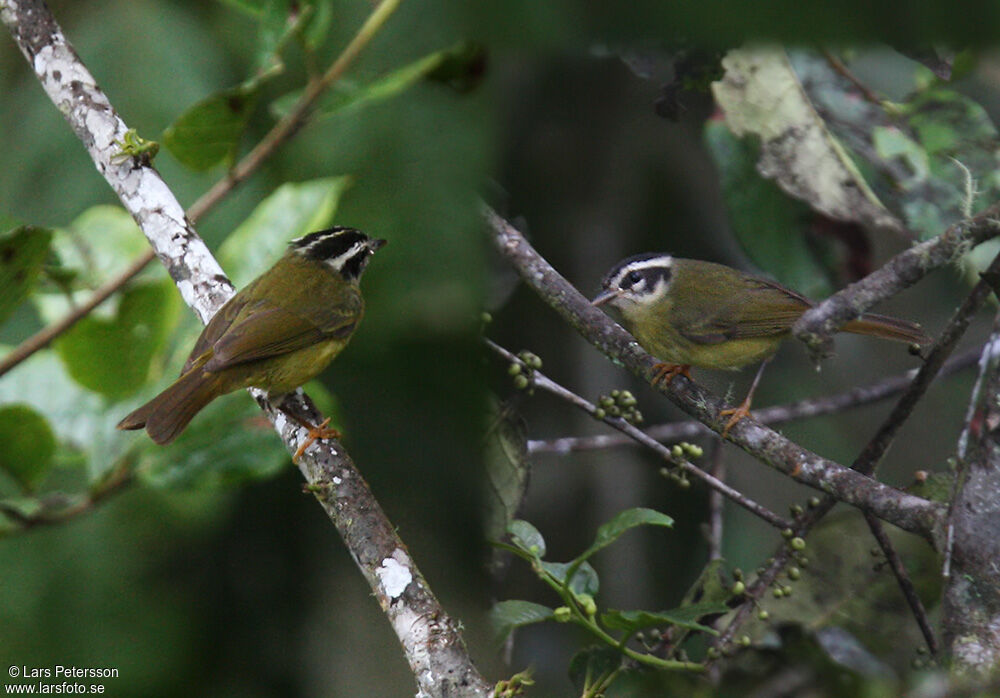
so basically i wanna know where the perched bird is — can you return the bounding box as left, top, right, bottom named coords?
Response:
left=592, top=253, right=930, bottom=434
left=118, top=227, right=385, bottom=452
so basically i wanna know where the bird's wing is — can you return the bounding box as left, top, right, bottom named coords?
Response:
left=677, top=277, right=811, bottom=345
left=204, top=300, right=359, bottom=372
left=181, top=292, right=250, bottom=373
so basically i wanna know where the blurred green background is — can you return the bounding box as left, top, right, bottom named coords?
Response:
left=2, top=1, right=1000, bottom=696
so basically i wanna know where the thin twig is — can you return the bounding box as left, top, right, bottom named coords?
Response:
left=707, top=441, right=725, bottom=561
left=0, top=249, right=154, bottom=377
left=0, top=461, right=133, bottom=535
left=863, top=511, right=939, bottom=654
left=528, top=347, right=980, bottom=455
left=485, top=339, right=794, bottom=530
left=822, top=49, right=885, bottom=106
left=191, top=0, right=402, bottom=220
left=485, top=205, right=944, bottom=539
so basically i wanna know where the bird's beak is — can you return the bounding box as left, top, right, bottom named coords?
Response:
left=591, top=289, right=619, bottom=307
left=370, top=238, right=388, bottom=251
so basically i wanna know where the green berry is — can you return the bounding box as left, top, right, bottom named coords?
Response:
left=513, top=375, right=529, bottom=390
left=594, top=408, right=606, bottom=419
left=553, top=606, right=572, bottom=622
left=790, top=537, right=806, bottom=551
left=757, top=610, right=769, bottom=621
left=787, top=567, right=801, bottom=581
left=577, top=594, right=597, bottom=617
left=808, top=497, right=820, bottom=508
left=507, top=363, right=522, bottom=376
left=682, top=442, right=703, bottom=458
left=739, top=635, right=751, bottom=647
left=671, top=444, right=684, bottom=458
left=731, top=581, right=746, bottom=596
left=782, top=528, right=794, bottom=539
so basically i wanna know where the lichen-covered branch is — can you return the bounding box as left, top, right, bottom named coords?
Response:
left=793, top=206, right=1000, bottom=358
left=942, top=315, right=1000, bottom=675
left=2, top=2, right=488, bottom=694
left=484, top=205, right=944, bottom=540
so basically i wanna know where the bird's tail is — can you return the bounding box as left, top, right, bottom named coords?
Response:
left=843, top=313, right=931, bottom=346
left=117, top=366, right=223, bottom=445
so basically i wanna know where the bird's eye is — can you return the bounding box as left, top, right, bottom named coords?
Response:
left=625, top=270, right=643, bottom=286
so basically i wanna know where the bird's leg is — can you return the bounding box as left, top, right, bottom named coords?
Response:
left=650, top=363, right=692, bottom=387
left=276, top=395, right=342, bottom=462
left=719, top=359, right=771, bottom=437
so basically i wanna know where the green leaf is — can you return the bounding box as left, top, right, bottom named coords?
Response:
left=0, top=347, right=129, bottom=482
left=300, top=0, right=333, bottom=50
left=575, top=507, right=673, bottom=565
left=712, top=45, right=901, bottom=233
left=39, top=207, right=156, bottom=297
left=704, top=120, right=836, bottom=298
left=601, top=601, right=729, bottom=636
left=680, top=558, right=733, bottom=607
left=0, top=225, right=52, bottom=325
left=217, top=176, right=352, bottom=287
left=507, top=519, right=545, bottom=557
left=270, top=42, right=480, bottom=121
left=541, top=560, right=599, bottom=596
left=256, top=0, right=300, bottom=70
left=0, top=404, right=56, bottom=491
left=489, top=600, right=554, bottom=642
left=217, top=0, right=265, bottom=16
left=485, top=399, right=531, bottom=567
left=52, top=280, right=182, bottom=399
left=163, top=84, right=259, bottom=171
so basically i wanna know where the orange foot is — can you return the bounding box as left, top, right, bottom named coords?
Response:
left=293, top=417, right=343, bottom=463
left=650, top=362, right=692, bottom=387
left=719, top=399, right=752, bottom=438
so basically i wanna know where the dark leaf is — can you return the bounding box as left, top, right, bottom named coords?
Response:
left=0, top=404, right=56, bottom=492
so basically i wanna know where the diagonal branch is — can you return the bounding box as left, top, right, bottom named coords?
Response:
left=793, top=205, right=1000, bottom=359
left=1, top=2, right=488, bottom=695
left=485, top=339, right=793, bottom=530
left=484, top=205, right=944, bottom=540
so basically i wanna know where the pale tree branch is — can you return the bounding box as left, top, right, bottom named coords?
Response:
left=942, top=311, right=1000, bottom=674
left=1, top=2, right=489, bottom=695
left=484, top=205, right=943, bottom=539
